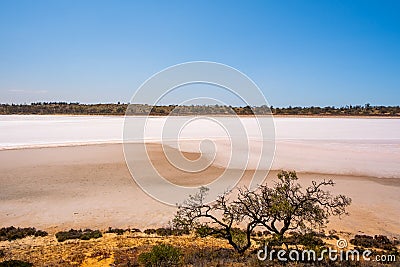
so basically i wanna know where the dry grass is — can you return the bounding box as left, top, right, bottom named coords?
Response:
left=0, top=232, right=232, bottom=266
left=0, top=232, right=398, bottom=266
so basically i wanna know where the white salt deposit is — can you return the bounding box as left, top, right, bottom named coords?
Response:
left=0, top=115, right=399, bottom=178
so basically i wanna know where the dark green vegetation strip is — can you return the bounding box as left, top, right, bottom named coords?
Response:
left=1, top=103, right=399, bottom=116
left=0, top=227, right=47, bottom=242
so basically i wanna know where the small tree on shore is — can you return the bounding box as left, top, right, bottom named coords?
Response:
left=174, top=171, right=351, bottom=254
left=174, top=187, right=257, bottom=254
left=233, top=171, right=352, bottom=242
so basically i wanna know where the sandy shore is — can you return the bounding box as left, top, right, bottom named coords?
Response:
left=0, top=144, right=399, bottom=237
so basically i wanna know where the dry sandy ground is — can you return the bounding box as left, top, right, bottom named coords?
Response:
left=0, top=144, right=399, bottom=237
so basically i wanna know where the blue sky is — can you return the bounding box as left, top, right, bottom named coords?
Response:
left=0, top=0, right=399, bottom=106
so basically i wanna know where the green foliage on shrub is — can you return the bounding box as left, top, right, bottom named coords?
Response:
left=55, top=229, right=102, bottom=242
left=350, top=234, right=395, bottom=250
left=143, top=228, right=188, bottom=236
left=138, top=244, right=181, bottom=267
left=287, top=232, right=325, bottom=249
left=230, top=228, right=247, bottom=249
left=156, top=227, right=189, bottom=236
left=105, top=227, right=142, bottom=235
left=0, top=260, right=33, bottom=267
left=195, top=225, right=214, bottom=238
left=105, top=227, right=126, bottom=235
left=0, top=226, right=48, bottom=241
left=80, top=230, right=102, bottom=240
left=155, top=228, right=171, bottom=236
left=144, top=229, right=156, bottom=235
left=265, top=232, right=325, bottom=250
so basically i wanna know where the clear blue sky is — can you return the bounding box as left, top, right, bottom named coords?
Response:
left=0, top=0, right=399, bottom=106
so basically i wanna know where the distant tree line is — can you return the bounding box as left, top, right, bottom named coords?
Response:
left=0, top=102, right=399, bottom=116
left=0, top=102, right=128, bottom=115
left=271, top=103, right=400, bottom=116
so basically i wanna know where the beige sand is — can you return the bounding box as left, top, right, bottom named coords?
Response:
left=0, top=144, right=399, bottom=237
